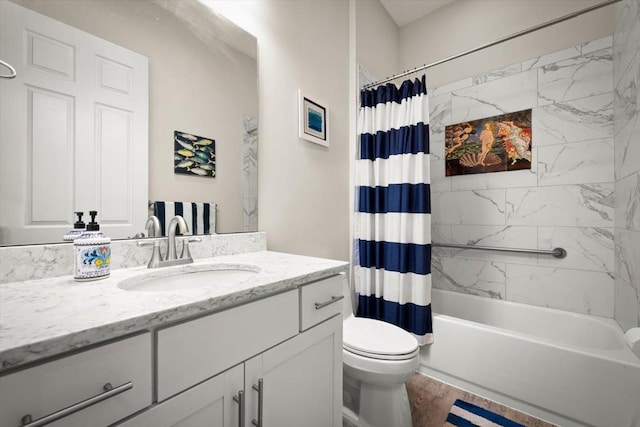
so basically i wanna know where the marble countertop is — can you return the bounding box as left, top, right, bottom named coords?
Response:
left=0, top=250, right=349, bottom=372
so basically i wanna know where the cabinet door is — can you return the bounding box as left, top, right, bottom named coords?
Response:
left=116, top=364, right=244, bottom=427
left=245, top=315, right=342, bottom=427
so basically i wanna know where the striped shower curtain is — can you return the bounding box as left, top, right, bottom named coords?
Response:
left=354, top=75, right=433, bottom=345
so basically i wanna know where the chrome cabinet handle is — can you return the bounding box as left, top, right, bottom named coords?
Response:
left=233, top=390, right=245, bottom=427
left=20, top=381, right=132, bottom=427
left=314, top=295, right=344, bottom=310
left=251, top=378, right=263, bottom=427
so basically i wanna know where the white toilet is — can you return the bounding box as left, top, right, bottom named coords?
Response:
left=341, top=275, right=420, bottom=427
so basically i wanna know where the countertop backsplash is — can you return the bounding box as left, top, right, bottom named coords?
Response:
left=0, top=232, right=267, bottom=284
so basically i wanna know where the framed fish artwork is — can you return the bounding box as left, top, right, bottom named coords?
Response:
left=444, top=109, right=532, bottom=177
left=174, top=131, right=216, bottom=177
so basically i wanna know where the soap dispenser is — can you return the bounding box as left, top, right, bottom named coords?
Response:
left=74, top=210, right=111, bottom=281
left=63, top=211, right=86, bottom=242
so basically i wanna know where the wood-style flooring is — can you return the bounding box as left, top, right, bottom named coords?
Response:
left=406, top=373, right=558, bottom=427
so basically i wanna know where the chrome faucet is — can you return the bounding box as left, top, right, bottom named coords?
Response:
left=138, top=215, right=200, bottom=268
left=167, top=215, right=188, bottom=261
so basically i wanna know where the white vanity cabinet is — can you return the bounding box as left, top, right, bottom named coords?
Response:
left=120, top=274, right=344, bottom=427
left=0, top=333, right=152, bottom=427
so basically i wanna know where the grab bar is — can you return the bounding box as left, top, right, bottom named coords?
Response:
left=0, top=59, right=17, bottom=79
left=432, top=243, right=567, bottom=258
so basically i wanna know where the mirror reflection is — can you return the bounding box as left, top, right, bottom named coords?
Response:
left=0, top=0, right=258, bottom=246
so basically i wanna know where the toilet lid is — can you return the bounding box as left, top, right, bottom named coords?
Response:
left=343, top=317, right=419, bottom=360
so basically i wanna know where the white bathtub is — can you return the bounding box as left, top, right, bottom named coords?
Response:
left=420, top=289, right=640, bottom=427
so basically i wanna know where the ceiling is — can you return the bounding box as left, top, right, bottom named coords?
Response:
left=379, top=0, right=456, bottom=27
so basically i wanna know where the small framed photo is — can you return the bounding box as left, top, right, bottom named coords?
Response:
left=298, top=90, right=329, bottom=147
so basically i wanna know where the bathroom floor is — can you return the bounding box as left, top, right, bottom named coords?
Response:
left=406, top=373, right=558, bottom=427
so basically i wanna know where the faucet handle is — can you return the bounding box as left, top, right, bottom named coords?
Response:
left=137, top=238, right=164, bottom=268
left=180, top=236, right=201, bottom=260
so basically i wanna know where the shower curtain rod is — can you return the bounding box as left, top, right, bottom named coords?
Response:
left=362, top=0, right=621, bottom=90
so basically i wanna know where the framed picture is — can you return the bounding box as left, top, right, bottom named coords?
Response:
left=298, top=90, right=329, bottom=147
left=174, top=131, right=216, bottom=177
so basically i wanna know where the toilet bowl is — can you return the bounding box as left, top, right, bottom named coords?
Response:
left=340, top=275, right=420, bottom=427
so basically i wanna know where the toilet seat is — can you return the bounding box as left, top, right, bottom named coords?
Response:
left=343, top=317, right=419, bottom=361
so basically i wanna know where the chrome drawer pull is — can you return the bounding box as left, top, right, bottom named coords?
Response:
left=251, top=378, right=263, bottom=427
left=314, top=295, right=344, bottom=310
left=233, top=390, right=245, bottom=427
left=20, top=381, right=132, bottom=427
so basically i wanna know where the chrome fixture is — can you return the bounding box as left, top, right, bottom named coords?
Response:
left=432, top=243, right=567, bottom=258
left=0, top=59, right=17, bottom=79
left=138, top=215, right=200, bottom=268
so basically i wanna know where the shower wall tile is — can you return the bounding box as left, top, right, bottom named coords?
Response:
left=537, top=48, right=613, bottom=106
left=613, top=45, right=638, bottom=142
left=538, top=226, right=615, bottom=275
left=505, top=264, right=614, bottom=317
left=506, top=184, right=614, bottom=227
left=431, top=189, right=506, bottom=226
left=615, top=229, right=640, bottom=290
left=472, top=62, right=522, bottom=85
left=429, top=35, right=616, bottom=319
left=614, top=68, right=640, bottom=179
left=613, top=0, right=640, bottom=86
left=581, top=36, right=613, bottom=55
left=450, top=225, right=537, bottom=265
left=432, top=257, right=506, bottom=299
left=451, top=69, right=537, bottom=123
left=615, top=171, right=640, bottom=232
left=537, top=138, right=614, bottom=186
left=532, top=92, right=614, bottom=146
left=522, top=45, right=581, bottom=71
left=615, top=276, right=640, bottom=332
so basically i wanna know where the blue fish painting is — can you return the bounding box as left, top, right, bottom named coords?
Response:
left=174, top=131, right=216, bottom=178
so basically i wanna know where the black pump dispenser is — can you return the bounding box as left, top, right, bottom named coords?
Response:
left=86, top=210, right=100, bottom=231
left=73, top=212, right=85, bottom=229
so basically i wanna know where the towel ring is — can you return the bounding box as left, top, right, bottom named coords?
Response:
left=0, top=59, right=17, bottom=79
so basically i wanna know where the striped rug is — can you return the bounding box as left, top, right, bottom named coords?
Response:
left=445, top=399, right=525, bottom=427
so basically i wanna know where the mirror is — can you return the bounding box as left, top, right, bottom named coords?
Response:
left=0, top=0, right=258, bottom=246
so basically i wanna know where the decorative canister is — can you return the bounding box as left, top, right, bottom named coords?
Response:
left=63, top=211, right=86, bottom=242
left=74, top=210, right=111, bottom=281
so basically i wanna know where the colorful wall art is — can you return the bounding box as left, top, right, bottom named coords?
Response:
left=174, top=131, right=216, bottom=177
left=445, top=109, right=532, bottom=176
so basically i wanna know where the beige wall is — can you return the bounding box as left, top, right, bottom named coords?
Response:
left=207, top=0, right=351, bottom=261
left=399, top=0, right=618, bottom=88
left=11, top=0, right=258, bottom=233
left=355, top=0, right=399, bottom=81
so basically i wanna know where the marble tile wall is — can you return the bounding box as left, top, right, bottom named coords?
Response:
left=0, top=232, right=267, bottom=284
left=614, top=0, right=640, bottom=330
left=242, top=116, right=259, bottom=232
left=429, top=36, right=616, bottom=317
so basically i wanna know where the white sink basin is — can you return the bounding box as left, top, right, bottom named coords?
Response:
left=118, top=264, right=261, bottom=292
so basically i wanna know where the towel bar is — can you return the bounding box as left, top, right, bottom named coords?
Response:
left=432, top=243, right=567, bottom=258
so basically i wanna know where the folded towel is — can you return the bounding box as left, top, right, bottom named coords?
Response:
left=445, top=400, right=525, bottom=427
left=152, top=201, right=216, bottom=237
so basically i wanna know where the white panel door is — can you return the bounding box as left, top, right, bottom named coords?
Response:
left=244, top=315, right=343, bottom=427
left=0, top=1, right=148, bottom=244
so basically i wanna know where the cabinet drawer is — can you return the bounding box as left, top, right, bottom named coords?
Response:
left=157, top=290, right=298, bottom=401
left=299, top=274, right=344, bottom=331
left=0, top=333, right=152, bottom=427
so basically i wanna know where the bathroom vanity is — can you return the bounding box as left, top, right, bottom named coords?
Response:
left=0, top=251, right=348, bottom=427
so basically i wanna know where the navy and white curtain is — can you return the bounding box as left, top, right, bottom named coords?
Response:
left=354, top=75, right=433, bottom=345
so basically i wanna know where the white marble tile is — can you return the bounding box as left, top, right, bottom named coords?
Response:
left=429, top=131, right=446, bottom=161
left=431, top=256, right=506, bottom=299
left=613, top=0, right=640, bottom=86
left=614, top=276, right=639, bottom=332
left=451, top=69, right=537, bottom=123
left=431, top=189, right=506, bottom=226
left=537, top=138, right=614, bottom=186
left=430, top=160, right=451, bottom=193
left=538, top=48, right=613, bottom=106
left=506, top=184, right=614, bottom=227
left=430, top=77, right=473, bottom=97
left=532, top=92, right=614, bottom=146
left=506, top=264, right=614, bottom=317
left=522, top=45, right=581, bottom=71
left=472, top=62, right=522, bottom=85
left=615, top=228, right=640, bottom=291
left=582, top=36, right=613, bottom=55
left=431, top=224, right=452, bottom=258
left=428, top=92, right=452, bottom=134
left=450, top=150, right=537, bottom=191
left=615, top=171, right=640, bottom=232
left=449, top=225, right=538, bottom=265
left=538, top=227, right=614, bottom=275
left=613, top=45, right=638, bottom=140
